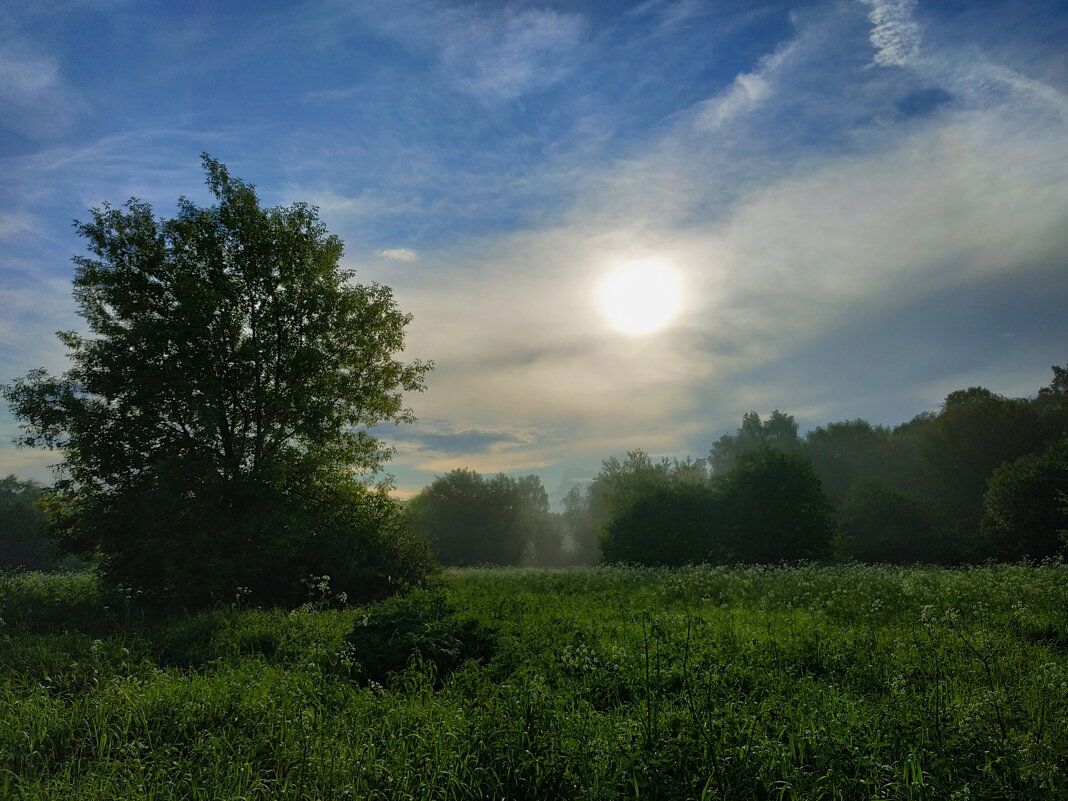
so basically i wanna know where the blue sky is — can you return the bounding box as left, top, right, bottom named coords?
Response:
left=2, top=0, right=1068, bottom=503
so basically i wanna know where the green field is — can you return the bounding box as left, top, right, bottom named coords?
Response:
left=2, top=564, right=1067, bottom=800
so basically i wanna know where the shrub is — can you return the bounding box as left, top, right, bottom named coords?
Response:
left=716, top=446, right=835, bottom=563
left=345, top=588, right=497, bottom=684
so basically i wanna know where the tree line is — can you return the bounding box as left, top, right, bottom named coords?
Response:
left=406, top=366, right=1068, bottom=568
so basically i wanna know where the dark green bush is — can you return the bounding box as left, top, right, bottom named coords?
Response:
left=345, top=588, right=497, bottom=684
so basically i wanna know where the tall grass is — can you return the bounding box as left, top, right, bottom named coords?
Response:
left=1, top=563, right=1066, bottom=799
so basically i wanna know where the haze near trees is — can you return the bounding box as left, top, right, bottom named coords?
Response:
left=2, top=156, right=434, bottom=608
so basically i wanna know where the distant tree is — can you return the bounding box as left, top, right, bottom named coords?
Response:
left=711, top=410, right=799, bottom=474
left=601, top=483, right=726, bottom=565
left=409, top=470, right=561, bottom=566
left=560, top=486, right=601, bottom=565
left=585, top=450, right=679, bottom=525
left=836, top=478, right=951, bottom=564
left=0, top=475, right=67, bottom=571
left=802, top=419, right=918, bottom=507
left=980, top=435, right=1068, bottom=560
left=601, top=446, right=832, bottom=567
left=1033, top=363, right=1068, bottom=440
left=715, top=446, right=834, bottom=563
left=2, top=156, right=433, bottom=608
left=916, top=387, right=1048, bottom=550
left=512, top=474, right=569, bottom=566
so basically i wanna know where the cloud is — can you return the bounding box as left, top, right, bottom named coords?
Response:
left=377, top=3, right=1068, bottom=483
left=0, top=44, right=83, bottom=138
left=0, top=211, right=41, bottom=240
left=439, top=7, right=586, bottom=102
left=857, top=0, right=921, bottom=68
left=693, top=38, right=797, bottom=131
left=324, top=1, right=587, bottom=104
left=378, top=247, right=420, bottom=262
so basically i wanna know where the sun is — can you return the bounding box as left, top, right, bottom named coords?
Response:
left=597, top=260, right=682, bottom=334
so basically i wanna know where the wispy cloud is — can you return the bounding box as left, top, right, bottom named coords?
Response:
left=439, top=7, right=586, bottom=103
left=857, top=0, right=921, bottom=68
left=0, top=44, right=83, bottom=138
left=693, top=37, right=798, bottom=131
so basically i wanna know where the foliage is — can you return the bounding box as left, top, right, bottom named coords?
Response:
left=408, top=470, right=562, bottom=567
left=715, top=446, right=835, bottom=563
left=601, top=483, right=725, bottom=565
left=3, top=564, right=1067, bottom=800
left=576, top=449, right=707, bottom=536
left=0, top=475, right=69, bottom=571
left=981, top=434, right=1068, bottom=560
left=2, top=156, right=432, bottom=609
left=600, top=447, right=833, bottom=566
left=344, top=588, right=497, bottom=684
left=710, top=409, right=799, bottom=474
left=802, top=419, right=920, bottom=506
left=915, top=387, right=1050, bottom=545
left=560, top=486, right=602, bottom=565
left=837, top=477, right=951, bottom=564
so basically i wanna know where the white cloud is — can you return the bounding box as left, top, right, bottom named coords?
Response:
left=441, top=7, right=586, bottom=102
left=693, top=38, right=797, bottom=131
left=858, top=0, right=921, bottom=68
left=0, top=49, right=59, bottom=93
left=0, top=44, right=83, bottom=138
left=337, top=1, right=587, bottom=103
left=378, top=247, right=420, bottom=262
left=0, top=211, right=41, bottom=240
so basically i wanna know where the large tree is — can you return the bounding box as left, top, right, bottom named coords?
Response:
left=2, top=156, right=433, bottom=607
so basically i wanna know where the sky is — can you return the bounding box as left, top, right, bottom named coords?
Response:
left=2, top=0, right=1068, bottom=505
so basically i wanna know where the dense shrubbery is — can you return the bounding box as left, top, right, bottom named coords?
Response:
left=837, top=478, right=949, bottom=564
left=345, top=588, right=497, bottom=684
left=981, top=434, right=1068, bottom=560
left=0, top=475, right=75, bottom=572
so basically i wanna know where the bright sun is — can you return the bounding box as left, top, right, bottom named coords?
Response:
left=597, top=260, right=682, bottom=334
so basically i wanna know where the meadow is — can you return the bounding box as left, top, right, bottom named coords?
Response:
left=1, top=563, right=1066, bottom=800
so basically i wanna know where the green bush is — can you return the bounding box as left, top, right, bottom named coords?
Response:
left=345, top=588, right=497, bottom=684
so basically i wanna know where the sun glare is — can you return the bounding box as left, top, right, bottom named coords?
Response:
left=598, top=260, right=682, bottom=334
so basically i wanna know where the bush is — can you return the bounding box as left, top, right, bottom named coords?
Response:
left=345, top=588, right=497, bottom=684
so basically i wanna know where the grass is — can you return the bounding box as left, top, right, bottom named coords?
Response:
left=1, top=563, right=1066, bottom=799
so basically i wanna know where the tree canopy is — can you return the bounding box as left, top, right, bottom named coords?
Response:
left=2, top=156, right=434, bottom=608
left=408, top=469, right=564, bottom=566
